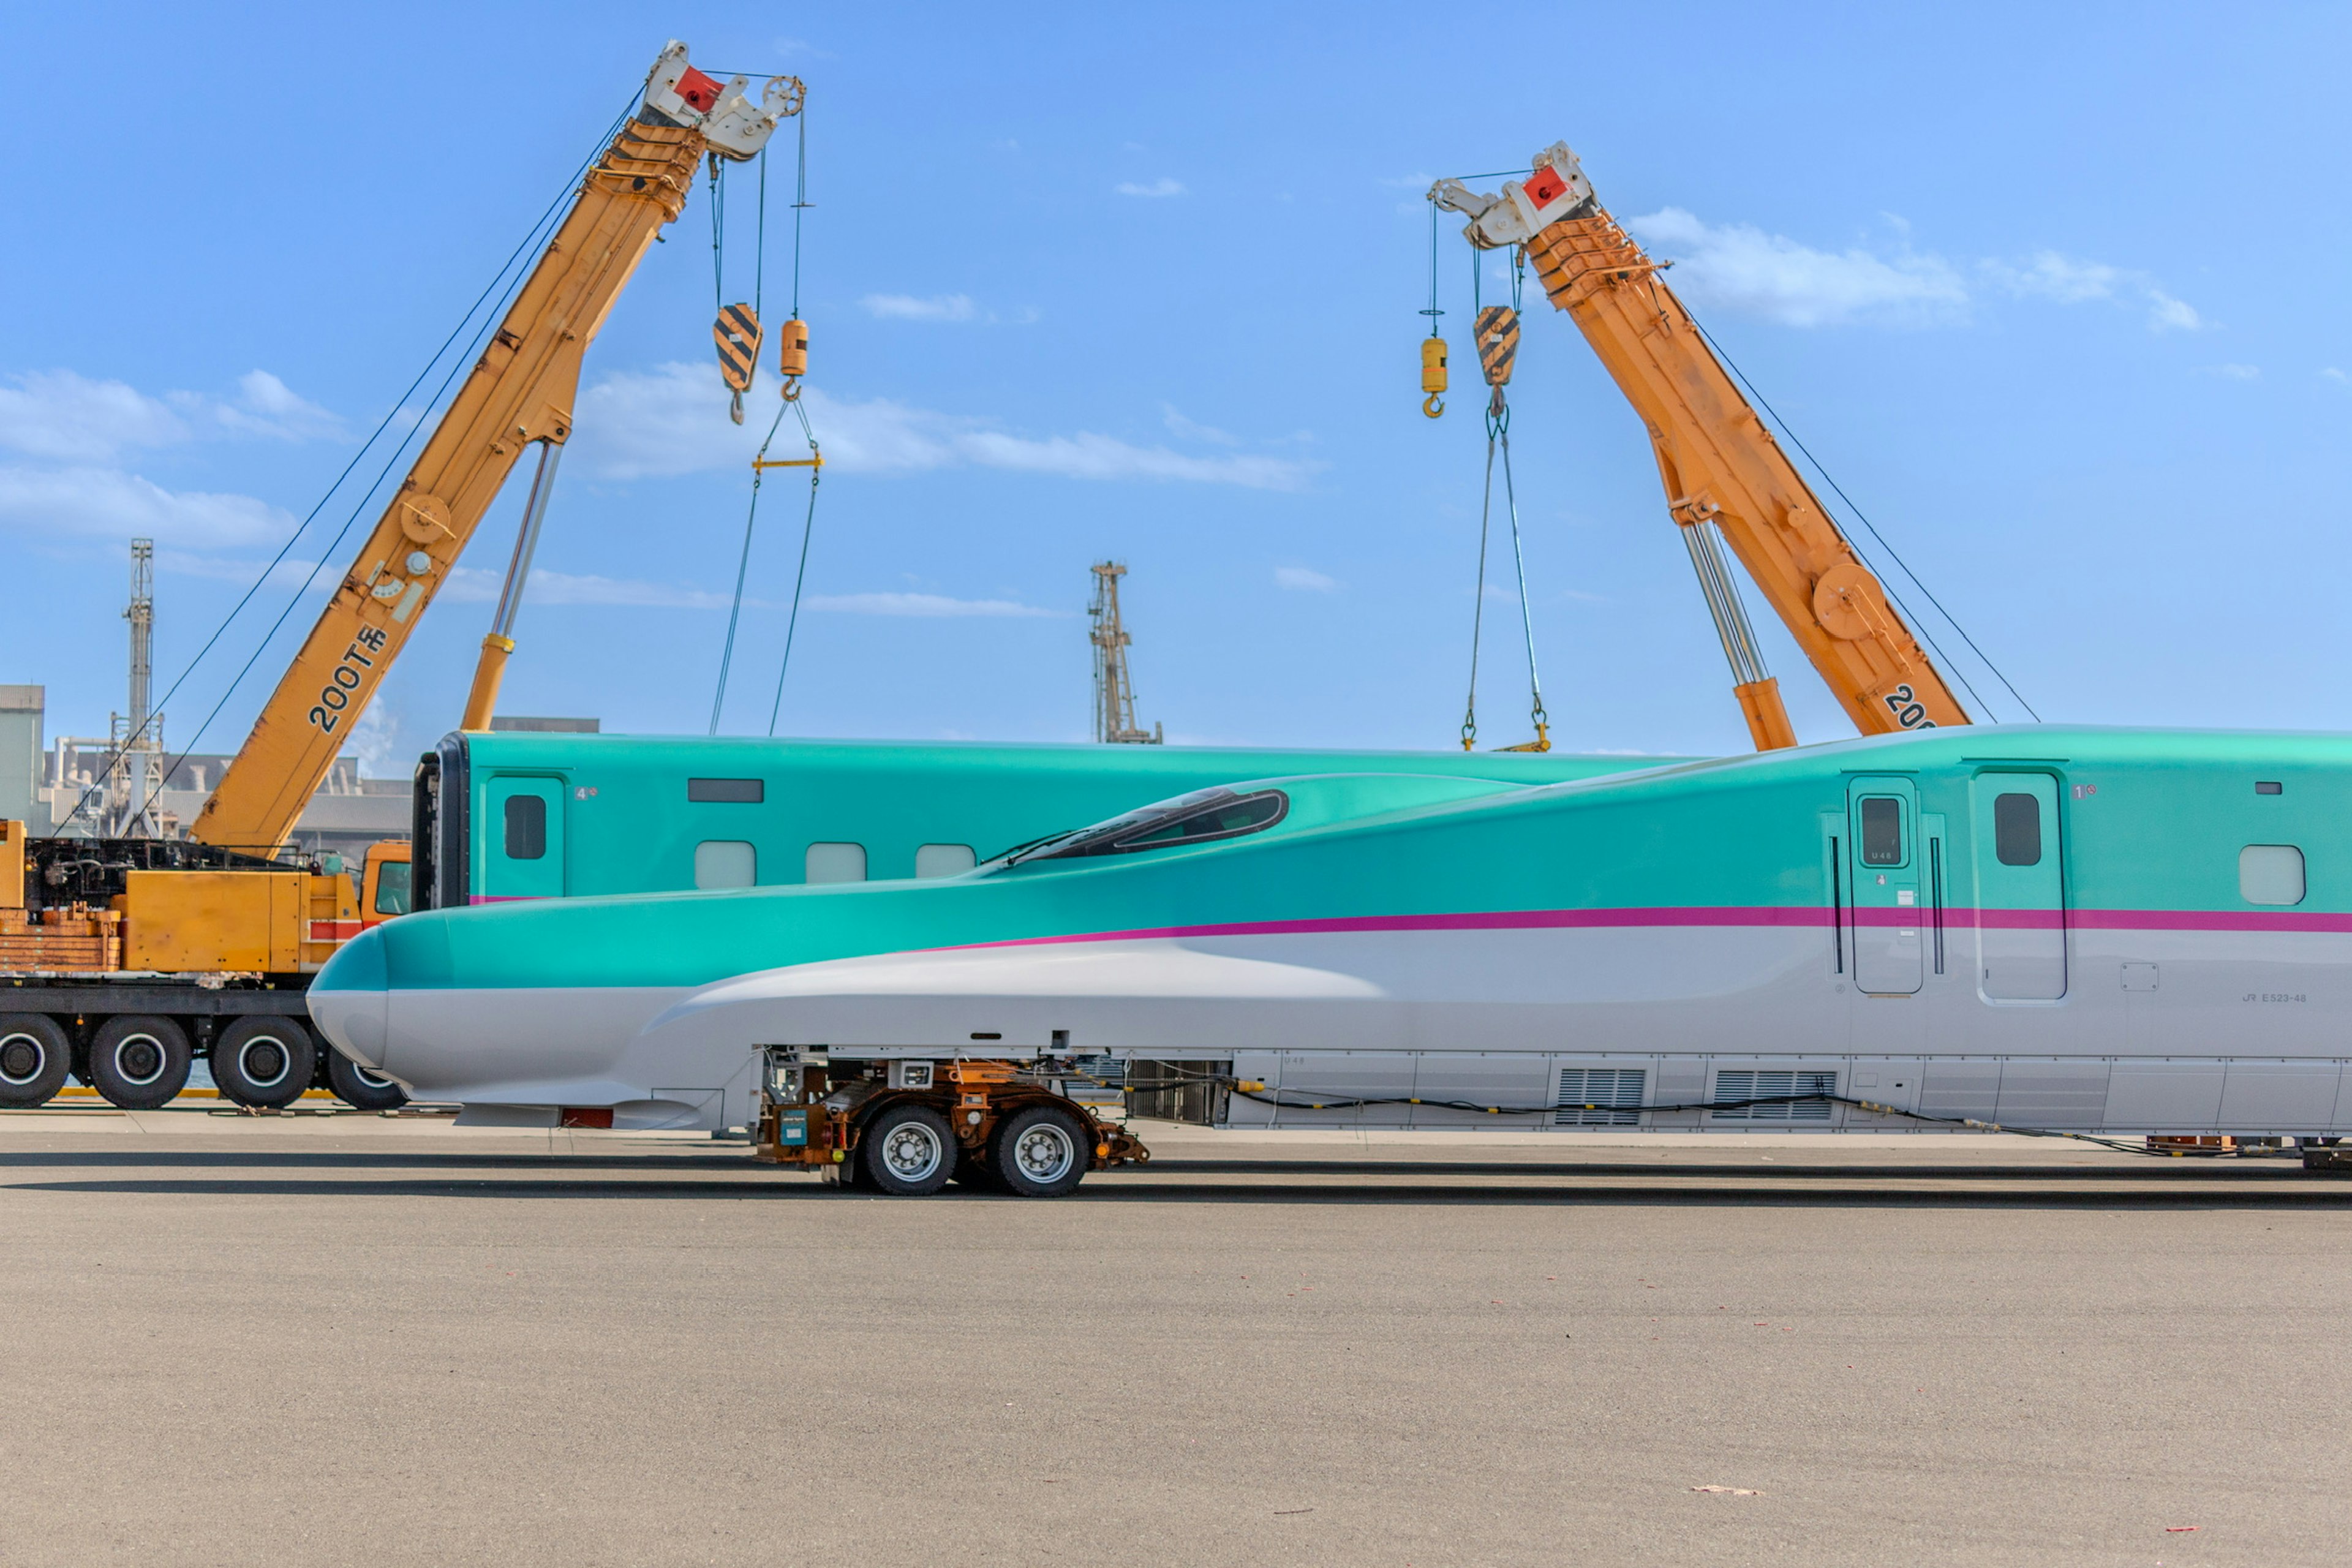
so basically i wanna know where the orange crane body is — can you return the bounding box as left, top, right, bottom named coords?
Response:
left=190, top=46, right=797, bottom=852
left=1434, top=148, right=1970, bottom=748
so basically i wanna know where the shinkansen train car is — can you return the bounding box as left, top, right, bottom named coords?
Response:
left=318, top=726, right=2352, bottom=1194
left=410, top=732, right=1676, bottom=910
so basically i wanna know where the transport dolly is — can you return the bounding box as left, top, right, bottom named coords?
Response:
left=750, top=1048, right=1149, bottom=1197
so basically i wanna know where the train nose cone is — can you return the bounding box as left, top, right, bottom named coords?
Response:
left=309, top=925, right=391, bottom=1071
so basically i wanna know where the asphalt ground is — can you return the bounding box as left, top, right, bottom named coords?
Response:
left=1, top=1106, right=2346, bottom=1567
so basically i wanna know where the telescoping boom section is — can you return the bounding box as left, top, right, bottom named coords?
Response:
left=190, top=45, right=795, bottom=853
left=1431, top=146, right=1970, bottom=750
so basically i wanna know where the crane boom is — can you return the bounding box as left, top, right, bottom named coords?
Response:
left=1432, top=146, right=1970, bottom=748
left=191, top=43, right=795, bottom=850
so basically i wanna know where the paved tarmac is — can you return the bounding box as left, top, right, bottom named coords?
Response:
left=1, top=1105, right=2346, bottom=1566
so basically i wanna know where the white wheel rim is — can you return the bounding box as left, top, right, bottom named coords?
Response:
left=236, top=1033, right=293, bottom=1090
left=0, top=1031, right=48, bottom=1087
left=1013, top=1123, right=1077, bottom=1185
left=879, top=1121, right=945, bottom=1183
left=113, top=1033, right=168, bottom=1087
left=349, top=1063, right=394, bottom=1090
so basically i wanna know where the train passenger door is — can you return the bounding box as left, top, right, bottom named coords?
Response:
left=1970, top=773, right=2065, bottom=1000
left=481, top=775, right=564, bottom=902
left=1844, top=777, right=1922, bottom=995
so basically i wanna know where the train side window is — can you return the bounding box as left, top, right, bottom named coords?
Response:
left=1858, top=796, right=1904, bottom=866
left=915, top=843, right=976, bottom=878
left=1994, top=792, right=2042, bottom=866
left=503, top=794, right=546, bottom=860
left=2240, top=845, right=2305, bottom=906
left=806, top=842, right=867, bottom=884
left=695, top=841, right=757, bottom=890
left=688, top=778, right=764, bottom=803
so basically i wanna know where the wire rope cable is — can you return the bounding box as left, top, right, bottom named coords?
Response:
left=765, top=398, right=822, bottom=737
left=708, top=398, right=794, bottom=733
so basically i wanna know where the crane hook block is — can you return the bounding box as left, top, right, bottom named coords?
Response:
left=714, top=303, right=763, bottom=394
left=777, top=317, right=809, bottom=402
left=1420, top=336, right=1447, bottom=418
left=1476, top=306, right=1518, bottom=388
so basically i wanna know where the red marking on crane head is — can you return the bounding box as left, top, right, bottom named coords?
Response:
left=1524, top=166, right=1570, bottom=208
left=676, top=66, right=725, bottom=114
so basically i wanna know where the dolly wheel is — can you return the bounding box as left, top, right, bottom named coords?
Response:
left=213, top=1017, right=318, bottom=1110
left=89, top=1016, right=192, bottom=1110
left=0, top=1014, right=71, bottom=1107
left=988, top=1104, right=1090, bottom=1199
left=326, top=1048, right=409, bottom=1111
left=858, top=1103, right=956, bottom=1196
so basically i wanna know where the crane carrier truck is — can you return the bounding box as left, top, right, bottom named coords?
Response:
left=0, top=44, right=796, bottom=1114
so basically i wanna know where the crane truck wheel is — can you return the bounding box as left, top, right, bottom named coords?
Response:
left=212, top=1017, right=319, bottom=1110
left=0, top=1014, right=72, bottom=1108
left=326, top=1049, right=409, bottom=1112
left=857, top=1102, right=956, bottom=1196
left=88, top=1016, right=192, bottom=1110
left=987, top=1105, right=1090, bottom=1199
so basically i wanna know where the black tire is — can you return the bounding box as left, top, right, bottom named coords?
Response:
left=211, top=1016, right=318, bottom=1109
left=326, top=1048, right=409, bottom=1111
left=987, top=1104, right=1091, bottom=1199
left=0, top=1014, right=72, bottom=1108
left=857, top=1102, right=956, bottom=1196
left=88, top=1016, right=192, bottom=1110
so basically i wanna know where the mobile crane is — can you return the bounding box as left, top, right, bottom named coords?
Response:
left=0, top=43, right=796, bottom=1114
left=1431, top=148, right=1972, bottom=750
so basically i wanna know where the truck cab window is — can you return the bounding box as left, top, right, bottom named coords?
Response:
left=372, top=861, right=412, bottom=915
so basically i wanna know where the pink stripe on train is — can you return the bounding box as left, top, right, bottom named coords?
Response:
left=946, top=904, right=2352, bottom=949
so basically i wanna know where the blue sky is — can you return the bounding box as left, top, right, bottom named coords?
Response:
left=4, top=1, right=2346, bottom=776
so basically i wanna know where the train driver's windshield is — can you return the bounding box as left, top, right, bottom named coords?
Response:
left=992, top=788, right=1289, bottom=867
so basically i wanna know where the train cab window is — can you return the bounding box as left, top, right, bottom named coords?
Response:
left=915, top=843, right=976, bottom=878
left=503, top=794, right=546, bottom=860
left=2241, top=845, right=2305, bottom=906
left=372, top=860, right=411, bottom=915
left=695, top=840, right=757, bottom=890
left=806, top=842, right=867, bottom=884
left=688, top=778, right=764, bottom=803
left=1858, top=796, right=1904, bottom=867
left=1994, top=792, right=2043, bottom=866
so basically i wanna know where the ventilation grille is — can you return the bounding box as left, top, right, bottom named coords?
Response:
left=1556, top=1067, right=1645, bottom=1126
left=1711, top=1069, right=1836, bottom=1121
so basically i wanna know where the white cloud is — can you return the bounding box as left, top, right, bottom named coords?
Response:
left=571, top=364, right=1320, bottom=491
left=1984, top=251, right=2122, bottom=304
left=0, top=369, right=339, bottom=460
left=1115, top=178, right=1186, bottom=198
left=1625, top=217, right=2204, bottom=335
left=0, top=464, right=293, bottom=548
left=1275, top=565, right=1338, bottom=592
left=2324, top=368, right=2348, bottom=383
left=441, top=564, right=732, bottom=609
left=1626, top=208, right=1968, bottom=327
left=1163, top=404, right=1238, bottom=445
left=2145, top=291, right=2203, bottom=332
left=861, top=293, right=979, bottom=323
left=1983, top=251, right=2203, bottom=331
left=2205, top=364, right=2260, bottom=380
left=807, top=591, right=1061, bottom=618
